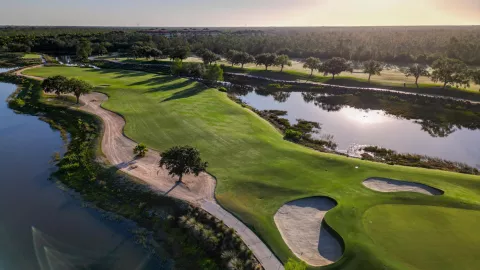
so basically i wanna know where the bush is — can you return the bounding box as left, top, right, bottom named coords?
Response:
left=9, top=98, right=25, bottom=108
left=218, top=87, right=228, bottom=92
left=284, top=129, right=302, bottom=142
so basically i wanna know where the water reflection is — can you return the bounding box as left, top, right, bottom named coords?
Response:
left=228, top=84, right=480, bottom=166
left=0, top=82, right=163, bottom=269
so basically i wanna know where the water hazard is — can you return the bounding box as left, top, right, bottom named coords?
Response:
left=0, top=82, right=163, bottom=269
left=233, top=88, right=480, bottom=167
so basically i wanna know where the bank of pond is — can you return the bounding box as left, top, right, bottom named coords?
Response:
left=0, top=74, right=263, bottom=269
left=225, top=78, right=480, bottom=174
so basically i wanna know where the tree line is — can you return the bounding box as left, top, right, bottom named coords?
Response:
left=2, top=26, right=480, bottom=64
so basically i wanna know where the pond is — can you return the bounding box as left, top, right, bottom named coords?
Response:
left=234, top=89, right=480, bottom=167
left=0, top=82, right=164, bottom=269
left=0, top=67, right=15, bottom=73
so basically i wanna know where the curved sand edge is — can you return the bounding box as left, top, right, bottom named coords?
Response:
left=363, top=178, right=443, bottom=196
left=274, top=197, right=343, bottom=266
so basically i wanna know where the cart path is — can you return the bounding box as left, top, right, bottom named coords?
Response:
left=17, top=66, right=284, bottom=270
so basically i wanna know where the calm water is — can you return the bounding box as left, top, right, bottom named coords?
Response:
left=0, top=67, right=14, bottom=73
left=0, top=82, right=162, bottom=269
left=237, top=90, right=480, bottom=167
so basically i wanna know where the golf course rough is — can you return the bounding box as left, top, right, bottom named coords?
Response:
left=23, top=66, right=480, bottom=270
left=363, top=178, right=443, bottom=195
left=274, top=197, right=343, bottom=266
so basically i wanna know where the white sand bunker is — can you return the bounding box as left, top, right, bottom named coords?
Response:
left=274, top=197, right=343, bottom=266
left=363, top=178, right=443, bottom=196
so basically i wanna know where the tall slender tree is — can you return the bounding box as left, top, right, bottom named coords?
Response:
left=275, top=54, right=292, bottom=72
left=363, top=60, right=383, bottom=83
left=404, top=64, right=430, bottom=88
left=303, top=57, right=321, bottom=77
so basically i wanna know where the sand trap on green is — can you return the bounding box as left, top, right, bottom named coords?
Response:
left=363, top=178, right=443, bottom=196
left=363, top=204, right=480, bottom=270
left=274, top=197, right=343, bottom=266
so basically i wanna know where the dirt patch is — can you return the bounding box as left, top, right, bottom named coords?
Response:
left=274, top=197, right=343, bottom=266
left=363, top=177, right=443, bottom=196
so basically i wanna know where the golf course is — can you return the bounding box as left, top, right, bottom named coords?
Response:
left=23, top=66, right=480, bottom=270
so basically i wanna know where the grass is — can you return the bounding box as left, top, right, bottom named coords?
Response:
left=22, top=53, right=41, bottom=59
left=363, top=205, right=480, bottom=270
left=24, top=66, right=480, bottom=270
left=103, top=56, right=480, bottom=93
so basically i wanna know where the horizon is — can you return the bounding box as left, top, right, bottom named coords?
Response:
left=2, top=0, right=479, bottom=27
left=1, top=25, right=480, bottom=29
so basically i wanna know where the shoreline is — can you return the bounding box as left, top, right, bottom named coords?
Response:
left=11, top=66, right=283, bottom=270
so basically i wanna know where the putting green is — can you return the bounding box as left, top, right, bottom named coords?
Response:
left=363, top=205, right=480, bottom=270
left=22, top=53, right=41, bottom=59
left=23, top=66, right=480, bottom=270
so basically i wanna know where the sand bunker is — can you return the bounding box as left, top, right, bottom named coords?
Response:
left=363, top=178, right=443, bottom=196
left=274, top=197, right=343, bottom=266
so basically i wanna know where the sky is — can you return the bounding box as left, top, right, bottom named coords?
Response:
left=1, top=0, right=479, bottom=27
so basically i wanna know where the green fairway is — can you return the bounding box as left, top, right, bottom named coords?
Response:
left=22, top=53, right=41, bottom=59
left=364, top=205, right=480, bottom=270
left=24, top=66, right=480, bottom=270
left=102, top=56, right=480, bottom=93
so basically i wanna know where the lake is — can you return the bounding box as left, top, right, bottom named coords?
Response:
left=234, top=89, right=480, bottom=167
left=0, top=82, right=164, bottom=269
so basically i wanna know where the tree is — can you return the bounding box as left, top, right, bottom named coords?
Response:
left=431, top=57, right=470, bottom=89
left=204, top=64, right=224, bottom=82
left=148, top=48, right=162, bottom=59
left=319, top=57, right=352, bottom=80
left=303, top=57, right=321, bottom=76
left=76, top=39, right=92, bottom=62
left=255, top=53, right=277, bottom=71
left=284, top=258, right=307, bottom=270
left=41, top=75, right=68, bottom=96
left=363, top=60, right=383, bottom=83
left=404, top=63, right=430, bottom=88
left=65, top=78, right=93, bottom=104
left=133, top=143, right=148, bottom=157
left=159, top=146, right=208, bottom=183
left=236, top=52, right=255, bottom=68
left=169, top=46, right=190, bottom=62
left=199, top=49, right=220, bottom=65
left=472, top=69, right=480, bottom=89
left=275, top=54, right=292, bottom=72
left=98, top=44, right=108, bottom=56
left=225, top=50, right=239, bottom=66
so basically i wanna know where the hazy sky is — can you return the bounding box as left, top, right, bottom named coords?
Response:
left=1, top=0, right=479, bottom=26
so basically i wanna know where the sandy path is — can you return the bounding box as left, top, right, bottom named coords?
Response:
left=16, top=66, right=284, bottom=270
left=274, top=197, right=343, bottom=267
left=79, top=92, right=216, bottom=203
left=363, top=178, right=443, bottom=196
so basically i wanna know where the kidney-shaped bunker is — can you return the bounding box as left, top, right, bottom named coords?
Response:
left=274, top=196, right=343, bottom=266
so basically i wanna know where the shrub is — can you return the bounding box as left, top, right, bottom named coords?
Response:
left=133, top=143, right=148, bottom=157
left=9, top=98, right=25, bottom=108
left=218, top=87, right=228, bottom=92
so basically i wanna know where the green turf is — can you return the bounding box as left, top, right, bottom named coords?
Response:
left=22, top=53, right=41, bottom=59
left=24, top=66, right=480, bottom=270
left=102, top=56, right=480, bottom=93
left=363, top=205, right=480, bottom=270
